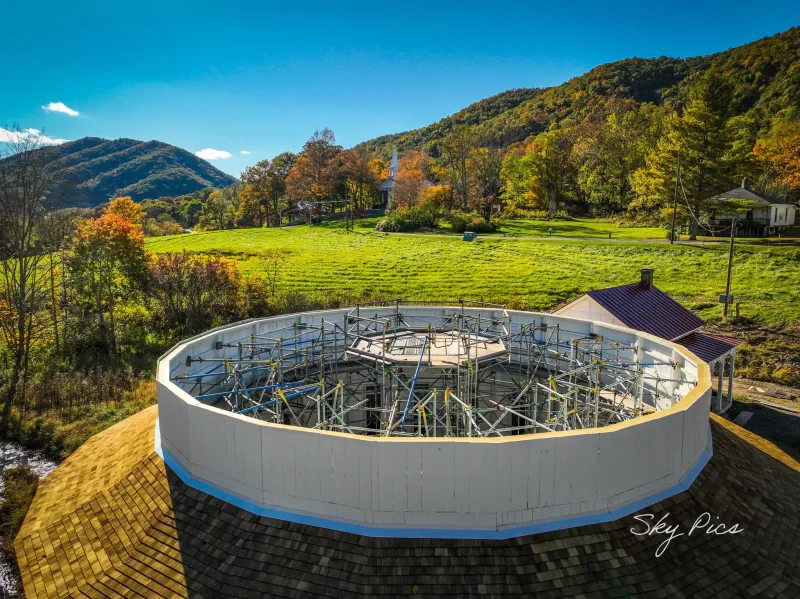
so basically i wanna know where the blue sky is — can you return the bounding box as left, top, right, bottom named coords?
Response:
left=1, top=1, right=797, bottom=176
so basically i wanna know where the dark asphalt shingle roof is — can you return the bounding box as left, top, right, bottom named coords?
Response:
left=708, top=186, right=796, bottom=206
left=679, top=331, right=741, bottom=363
left=378, top=176, right=396, bottom=191
left=587, top=283, right=704, bottom=341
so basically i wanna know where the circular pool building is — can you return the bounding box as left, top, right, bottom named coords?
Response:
left=14, top=303, right=800, bottom=598
left=155, top=303, right=712, bottom=537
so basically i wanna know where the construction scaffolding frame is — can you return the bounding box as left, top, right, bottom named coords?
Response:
left=173, top=301, right=688, bottom=438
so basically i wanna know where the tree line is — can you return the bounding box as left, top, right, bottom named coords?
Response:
left=0, top=132, right=367, bottom=439
left=139, top=72, right=798, bottom=239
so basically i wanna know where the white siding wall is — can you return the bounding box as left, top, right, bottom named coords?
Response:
left=157, top=307, right=712, bottom=534
left=768, top=205, right=796, bottom=227
left=553, top=296, right=622, bottom=326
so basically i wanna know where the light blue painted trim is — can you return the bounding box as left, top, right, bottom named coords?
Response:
left=154, top=419, right=713, bottom=540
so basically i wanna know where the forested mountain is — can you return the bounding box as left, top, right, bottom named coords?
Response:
left=361, top=87, right=545, bottom=156
left=361, top=27, right=800, bottom=157
left=39, top=137, right=237, bottom=206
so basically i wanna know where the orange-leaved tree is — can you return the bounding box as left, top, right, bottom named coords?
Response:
left=416, top=184, right=450, bottom=227
left=341, top=146, right=380, bottom=211
left=67, top=213, right=148, bottom=355
left=105, top=196, right=146, bottom=226
left=753, top=120, right=800, bottom=196
left=286, top=129, right=342, bottom=212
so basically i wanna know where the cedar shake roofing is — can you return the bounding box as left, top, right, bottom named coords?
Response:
left=15, top=406, right=800, bottom=598
left=679, top=331, right=742, bottom=363
left=586, top=283, right=704, bottom=341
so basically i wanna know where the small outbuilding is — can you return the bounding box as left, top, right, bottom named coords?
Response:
left=554, top=269, right=741, bottom=413
left=706, top=182, right=796, bottom=236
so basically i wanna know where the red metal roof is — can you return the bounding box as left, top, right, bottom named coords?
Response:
left=678, top=331, right=741, bottom=363
left=587, top=283, right=704, bottom=341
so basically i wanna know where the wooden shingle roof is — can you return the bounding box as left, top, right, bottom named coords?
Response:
left=15, top=406, right=800, bottom=598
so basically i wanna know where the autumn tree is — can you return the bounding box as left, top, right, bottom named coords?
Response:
left=239, top=163, right=269, bottom=227
left=184, top=199, right=204, bottom=228
left=391, top=151, right=431, bottom=208
left=105, top=196, right=145, bottom=226
left=753, top=118, right=800, bottom=197
left=502, top=130, right=576, bottom=217
left=39, top=210, right=81, bottom=355
left=439, top=126, right=476, bottom=209
left=267, top=152, right=296, bottom=222
left=573, top=100, right=664, bottom=215
left=415, top=184, right=450, bottom=228
left=66, top=213, right=148, bottom=355
left=286, top=129, right=342, bottom=211
left=239, top=153, right=297, bottom=227
left=472, top=146, right=504, bottom=221
left=235, top=185, right=263, bottom=227
left=147, top=251, right=241, bottom=333
left=0, top=129, right=65, bottom=436
left=393, top=168, right=426, bottom=208
left=201, top=188, right=237, bottom=230
left=341, top=146, right=380, bottom=211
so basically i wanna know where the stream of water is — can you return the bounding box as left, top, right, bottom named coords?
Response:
left=0, top=442, right=58, bottom=598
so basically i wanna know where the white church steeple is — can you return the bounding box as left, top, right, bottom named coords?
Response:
left=389, top=146, right=399, bottom=178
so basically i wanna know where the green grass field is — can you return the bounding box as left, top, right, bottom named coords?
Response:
left=146, top=225, right=800, bottom=325
left=485, top=217, right=668, bottom=239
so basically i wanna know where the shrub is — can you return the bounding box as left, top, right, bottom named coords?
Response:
left=500, top=207, right=549, bottom=219
left=375, top=209, right=419, bottom=232
left=446, top=211, right=496, bottom=233
left=148, top=251, right=242, bottom=333
left=416, top=185, right=449, bottom=228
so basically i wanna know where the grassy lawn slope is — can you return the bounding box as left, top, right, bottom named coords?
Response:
left=147, top=226, right=800, bottom=322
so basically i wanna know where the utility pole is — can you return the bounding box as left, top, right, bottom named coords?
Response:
left=670, top=156, right=680, bottom=244
left=345, top=189, right=352, bottom=232
left=723, top=217, right=736, bottom=318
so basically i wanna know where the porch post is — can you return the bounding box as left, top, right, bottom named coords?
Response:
left=727, top=349, right=736, bottom=410
left=716, top=359, right=724, bottom=412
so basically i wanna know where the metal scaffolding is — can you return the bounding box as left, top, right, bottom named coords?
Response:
left=174, top=301, right=687, bottom=437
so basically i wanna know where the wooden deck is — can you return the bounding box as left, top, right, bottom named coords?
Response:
left=14, top=408, right=800, bottom=598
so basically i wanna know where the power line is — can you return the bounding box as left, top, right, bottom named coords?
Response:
left=676, top=169, right=735, bottom=236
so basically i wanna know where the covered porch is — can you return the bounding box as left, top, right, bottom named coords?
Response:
left=679, top=331, right=741, bottom=414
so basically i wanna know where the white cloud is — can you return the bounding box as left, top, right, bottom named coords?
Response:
left=240, top=150, right=251, bottom=155
left=42, top=101, right=80, bottom=117
left=0, top=127, right=69, bottom=145
left=195, top=148, right=232, bottom=160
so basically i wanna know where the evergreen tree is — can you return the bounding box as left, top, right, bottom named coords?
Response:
left=632, top=74, right=737, bottom=238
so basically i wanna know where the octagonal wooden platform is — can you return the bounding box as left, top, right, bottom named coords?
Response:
left=14, top=405, right=800, bottom=598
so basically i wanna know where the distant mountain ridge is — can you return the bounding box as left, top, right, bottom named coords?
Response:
left=44, top=137, right=237, bottom=206
left=361, top=27, right=800, bottom=156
